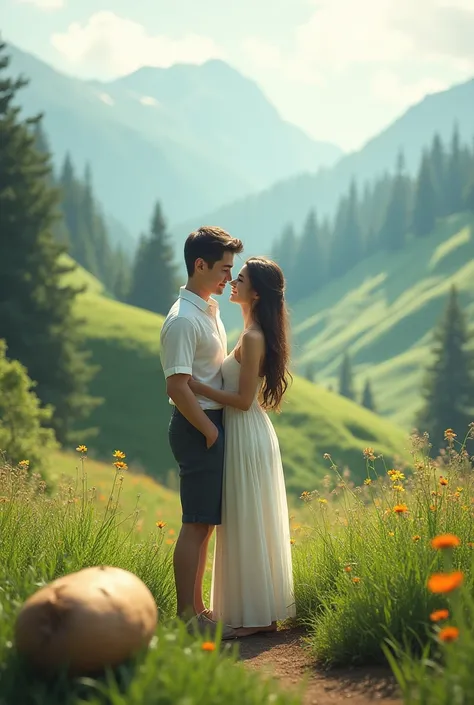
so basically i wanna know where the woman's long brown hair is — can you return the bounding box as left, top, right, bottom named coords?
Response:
left=246, top=257, right=292, bottom=412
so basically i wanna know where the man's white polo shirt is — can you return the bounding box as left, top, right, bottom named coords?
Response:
left=160, top=287, right=227, bottom=410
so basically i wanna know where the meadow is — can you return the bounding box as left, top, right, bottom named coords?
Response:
left=2, top=424, right=474, bottom=703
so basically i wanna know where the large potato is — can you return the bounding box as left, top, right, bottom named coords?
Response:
left=15, top=565, right=158, bottom=675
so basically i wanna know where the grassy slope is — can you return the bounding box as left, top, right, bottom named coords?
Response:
left=292, top=213, right=474, bottom=428
left=65, top=258, right=408, bottom=494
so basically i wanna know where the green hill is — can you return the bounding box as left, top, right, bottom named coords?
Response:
left=291, top=212, right=474, bottom=429
left=66, top=259, right=408, bottom=495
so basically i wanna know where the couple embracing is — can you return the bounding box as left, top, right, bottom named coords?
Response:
left=160, top=226, right=295, bottom=640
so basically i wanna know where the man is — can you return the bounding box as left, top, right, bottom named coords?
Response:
left=160, top=225, right=243, bottom=639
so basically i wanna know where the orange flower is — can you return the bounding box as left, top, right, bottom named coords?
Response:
left=427, top=571, right=464, bottom=594
left=352, top=577, right=361, bottom=584
left=439, top=626, right=459, bottom=643
left=156, top=521, right=166, bottom=529
left=290, top=539, right=295, bottom=545
left=114, top=461, right=128, bottom=470
left=444, top=429, right=457, bottom=442
left=201, top=642, right=216, bottom=651
left=439, top=476, right=449, bottom=487
left=363, top=448, right=376, bottom=460
left=113, top=450, right=126, bottom=459
left=344, top=566, right=352, bottom=572
left=412, top=535, right=421, bottom=542
left=393, top=504, right=408, bottom=514
left=300, top=491, right=311, bottom=501
left=430, top=609, right=449, bottom=622
left=431, top=534, right=461, bottom=550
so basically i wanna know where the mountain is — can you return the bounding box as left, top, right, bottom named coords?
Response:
left=290, top=212, right=474, bottom=429
left=6, top=43, right=341, bottom=236
left=65, top=258, right=407, bottom=495
left=174, top=77, right=474, bottom=253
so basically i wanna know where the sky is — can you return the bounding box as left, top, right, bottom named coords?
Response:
left=1, top=0, right=474, bottom=151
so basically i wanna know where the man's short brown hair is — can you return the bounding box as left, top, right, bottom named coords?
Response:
left=184, top=226, right=243, bottom=276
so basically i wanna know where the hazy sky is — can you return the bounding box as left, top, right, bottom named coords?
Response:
left=2, top=0, right=474, bottom=150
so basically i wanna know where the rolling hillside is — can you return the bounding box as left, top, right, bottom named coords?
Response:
left=66, top=261, right=408, bottom=495
left=291, top=212, right=474, bottom=429
left=7, top=43, right=340, bottom=236
left=174, top=77, right=474, bottom=253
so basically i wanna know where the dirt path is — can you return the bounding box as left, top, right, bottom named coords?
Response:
left=237, top=627, right=402, bottom=705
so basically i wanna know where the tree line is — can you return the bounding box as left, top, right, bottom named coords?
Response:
left=273, top=129, right=474, bottom=304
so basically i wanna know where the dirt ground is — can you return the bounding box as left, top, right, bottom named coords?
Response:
left=236, top=627, right=402, bottom=705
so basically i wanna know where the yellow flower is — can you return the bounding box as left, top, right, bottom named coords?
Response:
left=364, top=478, right=373, bottom=486
left=318, top=498, right=328, bottom=504
left=444, top=429, right=457, bottom=442
left=114, top=461, right=128, bottom=470
left=363, top=448, right=376, bottom=460
left=412, top=535, right=421, bottom=542
left=352, top=577, right=361, bottom=584
left=113, top=450, right=126, bottom=459
left=456, top=487, right=464, bottom=493
left=156, top=521, right=166, bottom=529
left=290, top=539, right=295, bottom=545
left=388, top=470, right=405, bottom=482
left=76, top=445, right=87, bottom=453
left=439, top=476, right=449, bottom=487
left=18, top=460, right=30, bottom=469
left=388, top=531, right=395, bottom=537
left=392, top=484, right=405, bottom=492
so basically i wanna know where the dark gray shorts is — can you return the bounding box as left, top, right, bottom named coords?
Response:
left=168, top=408, right=225, bottom=525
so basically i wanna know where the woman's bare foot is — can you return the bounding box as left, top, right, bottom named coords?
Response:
left=235, top=622, right=278, bottom=638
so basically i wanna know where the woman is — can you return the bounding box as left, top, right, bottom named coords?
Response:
left=188, top=256, right=295, bottom=637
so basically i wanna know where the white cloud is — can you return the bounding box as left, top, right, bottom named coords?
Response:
left=371, top=70, right=450, bottom=108
left=16, top=0, right=63, bottom=10
left=51, top=11, right=224, bottom=79
left=242, top=38, right=283, bottom=71
left=96, top=92, right=114, bottom=106
left=139, top=96, right=160, bottom=107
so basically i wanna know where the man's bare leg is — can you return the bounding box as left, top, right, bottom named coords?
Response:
left=193, top=525, right=214, bottom=614
left=173, top=522, right=210, bottom=619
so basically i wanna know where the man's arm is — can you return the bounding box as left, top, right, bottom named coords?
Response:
left=189, top=331, right=264, bottom=411
left=161, top=317, right=218, bottom=447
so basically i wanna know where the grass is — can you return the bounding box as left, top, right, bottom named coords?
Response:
left=291, top=424, right=474, bottom=681
left=0, top=454, right=300, bottom=705
left=62, top=256, right=408, bottom=494
left=291, top=213, right=474, bottom=428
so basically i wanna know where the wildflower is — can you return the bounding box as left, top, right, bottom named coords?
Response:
left=323, top=453, right=331, bottom=460
left=318, top=498, right=328, bottom=504
left=344, top=566, right=352, bottom=572
left=456, top=487, right=464, bottom=493
left=363, top=448, right=376, bottom=461
left=156, top=521, right=166, bottom=529
left=444, top=429, right=457, bottom=442
left=412, top=535, right=421, bottom=542
left=393, top=504, right=408, bottom=514
left=364, top=478, right=373, bottom=486
left=290, top=539, right=295, bottom=545
left=427, top=571, right=464, bottom=594
left=430, top=505, right=437, bottom=512
left=18, top=460, right=30, bottom=469
left=439, top=476, right=448, bottom=487
left=201, top=642, right=216, bottom=652
left=168, top=529, right=175, bottom=536
left=114, top=461, right=128, bottom=470
left=468, top=542, right=474, bottom=548
left=388, top=470, right=405, bottom=482
left=113, top=450, right=126, bottom=459
left=300, top=491, right=311, bottom=501
left=431, top=491, right=442, bottom=498
left=430, top=609, right=449, bottom=622
left=439, top=626, right=459, bottom=643
left=352, top=577, right=361, bottom=584
left=431, top=534, right=461, bottom=550
left=388, top=531, right=395, bottom=537
left=76, top=445, right=87, bottom=453
left=392, top=484, right=405, bottom=492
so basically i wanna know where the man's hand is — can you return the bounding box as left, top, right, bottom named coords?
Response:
left=206, top=424, right=219, bottom=449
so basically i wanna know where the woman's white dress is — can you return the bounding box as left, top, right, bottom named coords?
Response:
left=210, top=352, right=296, bottom=628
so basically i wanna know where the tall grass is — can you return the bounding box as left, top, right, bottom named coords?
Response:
left=292, top=426, right=474, bottom=668
left=0, top=449, right=300, bottom=705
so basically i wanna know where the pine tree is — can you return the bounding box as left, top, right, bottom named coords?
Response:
left=361, top=379, right=376, bottom=411
left=272, top=223, right=298, bottom=295
left=329, top=180, right=363, bottom=278
left=417, top=286, right=474, bottom=453
left=0, top=42, right=98, bottom=443
left=128, top=201, right=177, bottom=315
left=338, top=352, right=355, bottom=400
left=413, top=150, right=436, bottom=238
left=381, top=151, right=410, bottom=251
left=430, top=133, right=447, bottom=218
left=290, top=210, right=325, bottom=302
left=446, top=124, right=463, bottom=215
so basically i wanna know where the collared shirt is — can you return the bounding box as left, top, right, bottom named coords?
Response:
left=160, top=287, right=227, bottom=410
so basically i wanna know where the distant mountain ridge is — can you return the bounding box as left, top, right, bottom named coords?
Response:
left=7, top=43, right=341, bottom=237
left=174, top=77, right=474, bottom=253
